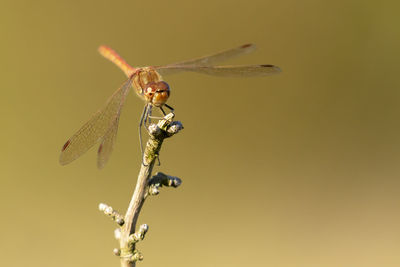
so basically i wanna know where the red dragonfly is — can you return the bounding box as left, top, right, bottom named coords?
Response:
left=59, top=44, right=281, bottom=169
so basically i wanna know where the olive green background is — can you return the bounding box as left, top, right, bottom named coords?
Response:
left=1, top=0, right=400, bottom=266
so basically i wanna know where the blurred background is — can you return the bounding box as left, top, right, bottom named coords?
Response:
left=1, top=0, right=400, bottom=266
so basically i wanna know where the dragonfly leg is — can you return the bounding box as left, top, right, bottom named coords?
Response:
left=147, top=107, right=165, bottom=120
left=148, top=115, right=165, bottom=120
left=139, top=104, right=149, bottom=160
left=164, top=104, right=174, bottom=113
left=151, top=107, right=168, bottom=166
left=139, top=104, right=165, bottom=166
left=146, top=106, right=166, bottom=120
left=160, top=106, right=166, bottom=116
left=145, top=105, right=153, bottom=129
left=156, top=154, right=161, bottom=166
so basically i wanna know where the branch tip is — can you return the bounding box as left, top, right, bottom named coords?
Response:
left=147, top=113, right=182, bottom=139
left=148, top=172, right=182, bottom=196
left=116, top=218, right=125, bottom=226
left=98, top=203, right=107, bottom=211
left=166, top=121, right=183, bottom=136
left=113, top=248, right=121, bottom=256
left=128, top=224, right=149, bottom=244
left=98, top=203, right=125, bottom=226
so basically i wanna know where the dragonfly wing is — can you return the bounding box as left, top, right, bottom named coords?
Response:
left=59, top=78, right=132, bottom=166
left=155, top=44, right=257, bottom=75
left=157, top=64, right=281, bottom=77
left=97, top=117, right=119, bottom=169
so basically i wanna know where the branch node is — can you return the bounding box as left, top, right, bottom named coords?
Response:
left=148, top=113, right=182, bottom=138
left=119, top=247, right=144, bottom=263
left=148, top=186, right=160, bottom=195
left=148, top=172, right=182, bottom=196
left=113, top=248, right=121, bottom=256
left=128, top=224, right=149, bottom=245
left=130, top=250, right=144, bottom=262
left=148, top=123, right=161, bottom=136
left=166, top=121, right=184, bottom=137
left=98, top=203, right=125, bottom=226
left=158, top=113, right=175, bottom=130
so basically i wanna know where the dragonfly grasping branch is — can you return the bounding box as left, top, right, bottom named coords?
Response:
left=60, top=43, right=280, bottom=267
left=99, top=113, right=183, bottom=267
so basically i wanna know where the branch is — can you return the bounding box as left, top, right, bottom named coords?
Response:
left=113, top=113, right=183, bottom=267
left=147, top=172, right=182, bottom=196
left=99, top=203, right=125, bottom=226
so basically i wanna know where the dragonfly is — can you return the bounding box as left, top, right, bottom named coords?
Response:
left=59, top=43, right=281, bottom=169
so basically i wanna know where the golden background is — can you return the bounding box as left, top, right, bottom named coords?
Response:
left=1, top=0, right=399, bottom=266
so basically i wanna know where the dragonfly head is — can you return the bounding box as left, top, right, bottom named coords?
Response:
left=144, top=81, right=170, bottom=107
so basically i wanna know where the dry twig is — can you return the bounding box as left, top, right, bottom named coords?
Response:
left=99, top=113, right=183, bottom=267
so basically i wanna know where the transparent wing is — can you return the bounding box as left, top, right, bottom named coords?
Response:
left=59, top=78, right=132, bottom=167
left=97, top=117, right=119, bottom=169
left=157, top=64, right=281, bottom=77
left=155, top=44, right=257, bottom=75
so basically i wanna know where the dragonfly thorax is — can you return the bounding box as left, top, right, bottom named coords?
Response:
left=132, top=67, right=161, bottom=91
left=144, top=81, right=170, bottom=107
left=131, top=68, right=170, bottom=106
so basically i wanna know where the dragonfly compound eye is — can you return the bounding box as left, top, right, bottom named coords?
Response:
left=150, top=81, right=170, bottom=107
